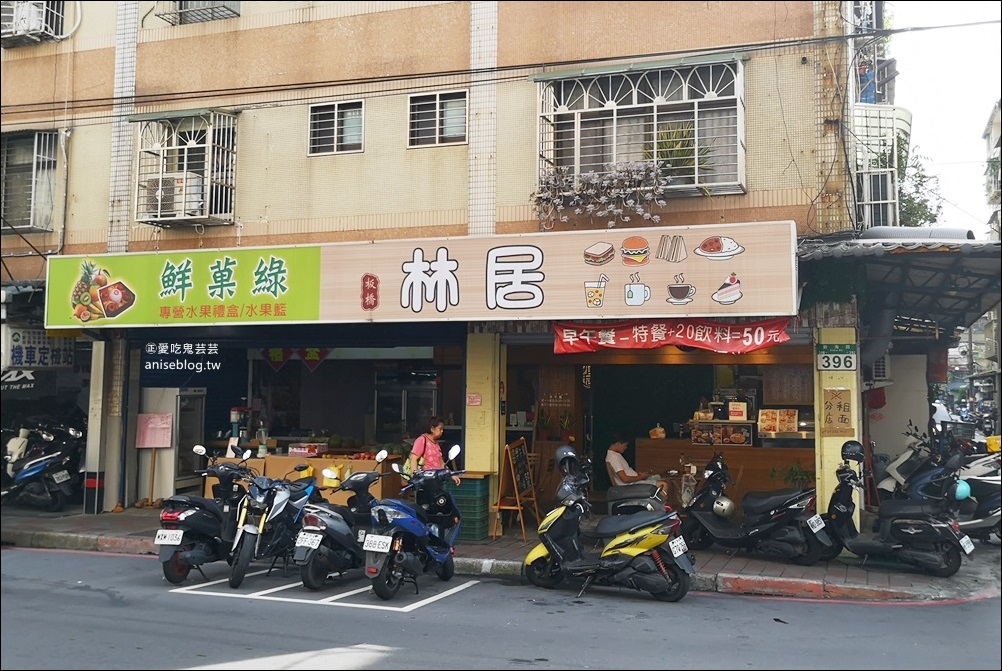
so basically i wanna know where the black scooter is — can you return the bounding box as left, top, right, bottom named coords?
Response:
left=823, top=440, right=975, bottom=577
left=156, top=445, right=254, bottom=584
left=680, top=451, right=831, bottom=564
left=293, top=451, right=392, bottom=590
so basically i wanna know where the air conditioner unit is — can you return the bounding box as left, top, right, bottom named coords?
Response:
left=865, top=353, right=893, bottom=389
left=2, top=1, right=45, bottom=36
left=144, top=172, right=205, bottom=218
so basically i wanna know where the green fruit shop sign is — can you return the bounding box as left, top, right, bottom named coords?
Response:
left=46, top=247, right=321, bottom=328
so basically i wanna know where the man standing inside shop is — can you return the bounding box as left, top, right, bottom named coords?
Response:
left=606, top=432, right=668, bottom=497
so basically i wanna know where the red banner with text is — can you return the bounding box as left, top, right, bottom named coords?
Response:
left=553, top=317, right=791, bottom=354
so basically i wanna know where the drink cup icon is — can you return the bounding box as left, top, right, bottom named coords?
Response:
left=585, top=274, right=609, bottom=308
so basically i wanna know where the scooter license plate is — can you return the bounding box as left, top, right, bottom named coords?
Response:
left=959, top=534, right=975, bottom=555
left=668, top=536, right=688, bottom=557
left=52, top=470, right=71, bottom=484
left=362, top=534, right=393, bottom=553
left=806, top=513, right=826, bottom=534
left=155, top=529, right=184, bottom=545
left=296, top=532, right=322, bottom=549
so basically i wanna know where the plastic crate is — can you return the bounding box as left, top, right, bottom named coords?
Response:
left=454, top=493, right=490, bottom=519
left=457, top=515, right=490, bottom=541
left=446, top=477, right=490, bottom=497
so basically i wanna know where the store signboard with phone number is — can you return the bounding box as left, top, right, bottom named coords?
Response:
left=816, top=344, right=857, bottom=371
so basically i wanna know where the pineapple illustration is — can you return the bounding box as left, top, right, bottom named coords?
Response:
left=72, top=261, right=96, bottom=305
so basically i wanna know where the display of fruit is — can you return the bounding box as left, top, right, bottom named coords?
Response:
left=70, top=261, right=109, bottom=322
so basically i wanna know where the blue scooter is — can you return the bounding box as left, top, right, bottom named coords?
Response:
left=364, top=444, right=465, bottom=601
left=1, top=427, right=81, bottom=512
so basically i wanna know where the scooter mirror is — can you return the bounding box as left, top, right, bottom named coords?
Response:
left=391, top=462, right=404, bottom=475
left=448, top=444, right=462, bottom=461
left=375, top=449, right=388, bottom=463
left=241, top=449, right=253, bottom=461
left=322, top=468, right=338, bottom=479
left=193, top=445, right=206, bottom=456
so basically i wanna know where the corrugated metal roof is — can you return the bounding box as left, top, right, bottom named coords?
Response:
left=797, top=238, right=1002, bottom=336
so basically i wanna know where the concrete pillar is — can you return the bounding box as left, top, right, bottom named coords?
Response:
left=813, top=326, right=861, bottom=518
left=464, top=332, right=502, bottom=473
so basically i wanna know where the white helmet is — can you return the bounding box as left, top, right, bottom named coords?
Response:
left=712, top=495, right=735, bottom=518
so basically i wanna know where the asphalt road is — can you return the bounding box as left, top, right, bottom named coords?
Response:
left=2, top=547, right=1000, bottom=670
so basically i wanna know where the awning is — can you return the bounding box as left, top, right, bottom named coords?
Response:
left=798, top=236, right=1002, bottom=338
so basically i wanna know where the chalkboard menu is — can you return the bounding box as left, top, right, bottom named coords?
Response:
left=510, top=440, right=533, bottom=494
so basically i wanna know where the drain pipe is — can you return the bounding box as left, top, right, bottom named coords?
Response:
left=860, top=289, right=902, bottom=366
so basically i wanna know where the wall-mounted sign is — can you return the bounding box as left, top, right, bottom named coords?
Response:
left=46, top=221, right=797, bottom=328
left=817, top=343, right=857, bottom=371
left=821, top=388, right=855, bottom=437
left=466, top=393, right=483, bottom=406
left=4, top=328, right=75, bottom=368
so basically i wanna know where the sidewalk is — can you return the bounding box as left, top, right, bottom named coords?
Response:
left=2, top=505, right=998, bottom=603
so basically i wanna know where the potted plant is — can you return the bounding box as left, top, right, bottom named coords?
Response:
left=558, top=411, right=575, bottom=442
left=536, top=410, right=552, bottom=439
left=643, top=120, right=715, bottom=187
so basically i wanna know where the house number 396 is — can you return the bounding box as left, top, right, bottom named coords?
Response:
left=817, top=353, right=857, bottom=371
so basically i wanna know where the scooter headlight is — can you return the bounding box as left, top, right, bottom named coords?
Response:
left=68, top=427, right=83, bottom=439
left=40, top=430, right=54, bottom=442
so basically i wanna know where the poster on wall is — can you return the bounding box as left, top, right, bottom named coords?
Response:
left=821, top=388, right=854, bottom=437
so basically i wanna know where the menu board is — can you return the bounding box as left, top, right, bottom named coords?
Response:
left=763, top=366, right=813, bottom=405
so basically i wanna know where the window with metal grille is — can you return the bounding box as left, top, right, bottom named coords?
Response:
left=409, top=92, right=467, bottom=147
left=1, top=0, right=66, bottom=47
left=309, top=101, right=363, bottom=155
left=0, top=131, right=57, bottom=233
left=153, top=1, right=240, bottom=26
left=538, top=62, right=745, bottom=194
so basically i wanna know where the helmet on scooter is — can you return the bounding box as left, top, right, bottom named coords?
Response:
left=712, top=495, right=735, bottom=518
left=841, top=440, right=865, bottom=462
left=555, top=445, right=580, bottom=475
left=951, top=479, right=971, bottom=501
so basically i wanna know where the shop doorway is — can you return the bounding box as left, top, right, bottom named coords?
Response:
left=589, top=365, right=713, bottom=491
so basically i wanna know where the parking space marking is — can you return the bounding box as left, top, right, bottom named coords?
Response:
left=170, top=578, right=481, bottom=612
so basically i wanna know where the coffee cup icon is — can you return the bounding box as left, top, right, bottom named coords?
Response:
left=668, top=283, right=696, bottom=305
left=625, top=283, right=651, bottom=306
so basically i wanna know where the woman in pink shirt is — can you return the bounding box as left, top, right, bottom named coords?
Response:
left=409, top=416, right=461, bottom=486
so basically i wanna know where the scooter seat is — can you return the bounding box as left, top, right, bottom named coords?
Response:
left=877, top=498, right=941, bottom=518
left=607, top=483, right=660, bottom=502
left=741, top=488, right=805, bottom=515
left=589, top=510, right=671, bottom=538
left=163, top=494, right=225, bottom=522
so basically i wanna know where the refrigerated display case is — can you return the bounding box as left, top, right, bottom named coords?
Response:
left=139, top=387, right=206, bottom=497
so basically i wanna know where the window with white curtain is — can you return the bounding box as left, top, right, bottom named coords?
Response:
left=409, top=91, right=467, bottom=147
left=309, top=101, right=364, bottom=155
left=540, top=62, right=745, bottom=194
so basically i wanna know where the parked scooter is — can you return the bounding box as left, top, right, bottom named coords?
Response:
left=155, top=445, right=254, bottom=584
left=823, top=440, right=975, bottom=577
left=364, top=444, right=465, bottom=601
left=679, top=451, right=831, bottom=564
left=524, top=446, right=694, bottom=602
left=228, top=461, right=324, bottom=588
left=293, top=451, right=391, bottom=590
left=1, top=425, right=83, bottom=512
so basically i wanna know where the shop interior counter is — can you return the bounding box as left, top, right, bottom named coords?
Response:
left=634, top=439, right=816, bottom=507
left=264, top=454, right=403, bottom=506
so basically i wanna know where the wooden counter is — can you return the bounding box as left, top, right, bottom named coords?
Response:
left=634, top=439, right=816, bottom=506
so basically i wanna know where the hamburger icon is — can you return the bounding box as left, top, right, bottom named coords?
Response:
left=620, top=236, right=650, bottom=266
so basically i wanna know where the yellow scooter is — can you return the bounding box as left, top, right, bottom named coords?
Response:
left=523, top=446, right=694, bottom=602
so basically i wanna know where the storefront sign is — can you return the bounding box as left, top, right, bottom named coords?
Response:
left=261, top=348, right=294, bottom=372
left=0, top=369, right=56, bottom=398
left=553, top=317, right=791, bottom=354
left=45, top=221, right=797, bottom=328
left=4, top=329, right=75, bottom=368
left=816, top=343, right=857, bottom=371
left=298, top=347, right=331, bottom=372
left=46, top=247, right=321, bottom=328
left=821, top=388, right=855, bottom=437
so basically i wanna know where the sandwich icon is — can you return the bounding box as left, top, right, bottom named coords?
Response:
left=583, top=241, right=615, bottom=266
left=655, top=234, right=688, bottom=263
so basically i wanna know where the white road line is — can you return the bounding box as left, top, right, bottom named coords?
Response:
left=170, top=569, right=270, bottom=592
left=170, top=579, right=481, bottom=612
